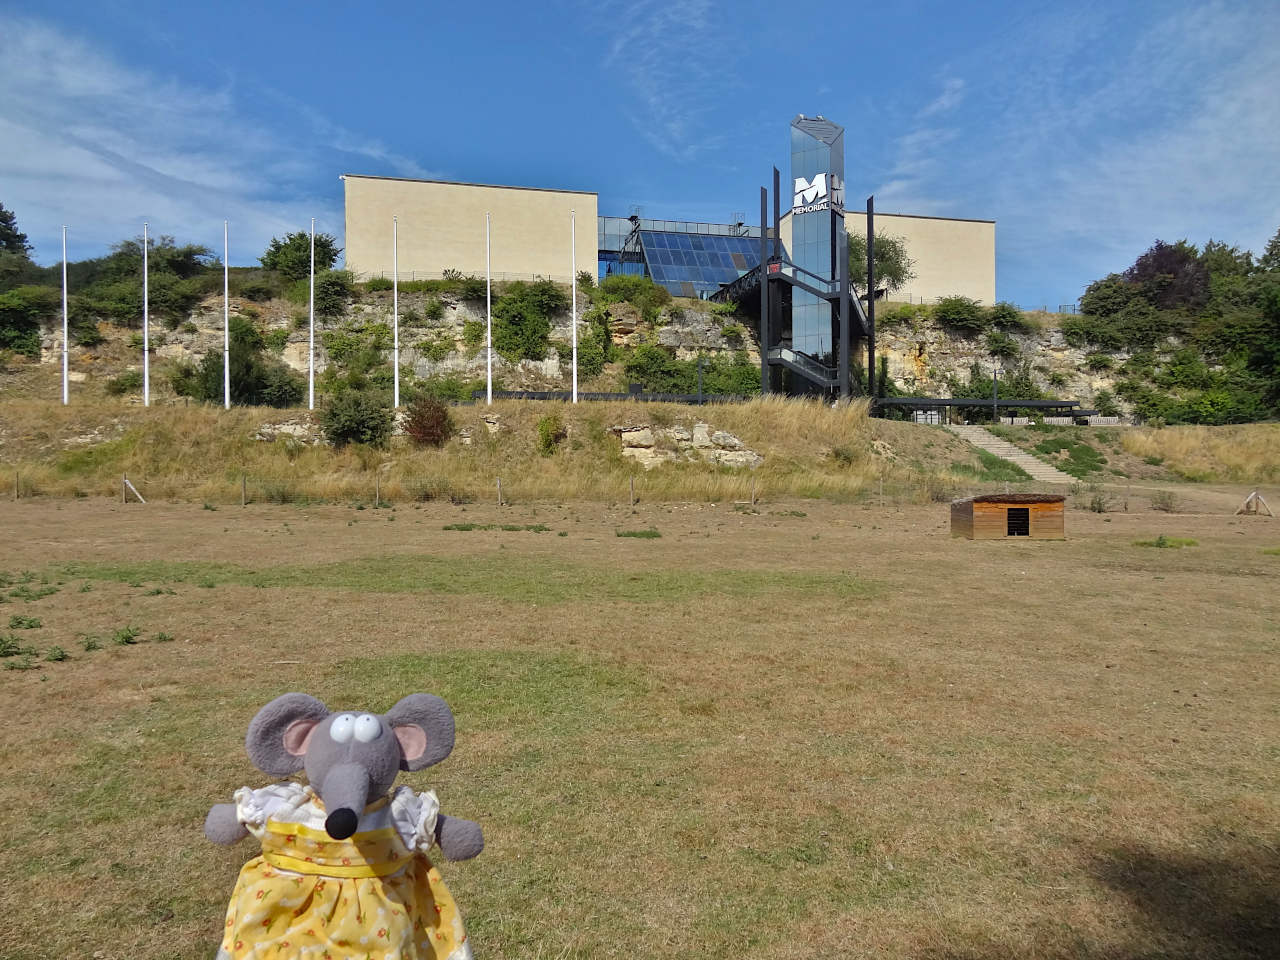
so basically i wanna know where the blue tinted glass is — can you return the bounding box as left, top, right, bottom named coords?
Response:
left=691, top=236, right=704, bottom=250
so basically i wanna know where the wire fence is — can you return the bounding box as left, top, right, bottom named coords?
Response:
left=891, top=293, right=1079, bottom=314
left=349, top=269, right=578, bottom=284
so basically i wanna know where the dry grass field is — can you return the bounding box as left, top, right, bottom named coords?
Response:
left=0, top=494, right=1276, bottom=959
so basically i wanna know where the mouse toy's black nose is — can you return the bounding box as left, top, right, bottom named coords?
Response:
left=325, top=808, right=358, bottom=840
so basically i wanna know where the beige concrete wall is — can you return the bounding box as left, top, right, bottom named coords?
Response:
left=780, top=210, right=996, bottom=304
left=343, top=175, right=598, bottom=281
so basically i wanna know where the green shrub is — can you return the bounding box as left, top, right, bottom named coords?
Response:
left=170, top=315, right=303, bottom=407
left=364, top=276, right=393, bottom=292
left=415, top=375, right=485, bottom=403
left=536, top=414, right=567, bottom=456
left=423, top=298, right=445, bottom=322
left=419, top=337, right=453, bottom=363
left=1149, top=490, right=1179, bottom=512
left=105, top=370, right=144, bottom=396
left=314, top=270, right=354, bottom=318
left=1084, top=352, right=1114, bottom=372
left=933, top=295, right=988, bottom=333
left=1093, top=389, right=1120, bottom=417
left=616, top=528, right=661, bottom=539
left=462, top=320, right=485, bottom=352
left=987, top=302, right=1032, bottom=332
left=263, top=328, right=289, bottom=353
left=985, top=330, right=1019, bottom=359
left=44, top=646, right=68, bottom=662
left=598, top=274, right=670, bottom=324
left=237, top=279, right=277, bottom=302
left=492, top=279, right=568, bottom=362
left=321, top=390, right=394, bottom=447
left=403, top=395, right=454, bottom=448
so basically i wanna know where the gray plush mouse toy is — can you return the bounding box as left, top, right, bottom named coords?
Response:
left=206, top=692, right=483, bottom=960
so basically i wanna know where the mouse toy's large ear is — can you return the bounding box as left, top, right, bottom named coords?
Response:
left=384, top=694, right=455, bottom=771
left=245, top=693, right=330, bottom=776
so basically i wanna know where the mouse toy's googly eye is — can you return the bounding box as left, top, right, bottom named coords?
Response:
left=354, top=714, right=381, bottom=743
left=329, top=714, right=356, bottom=743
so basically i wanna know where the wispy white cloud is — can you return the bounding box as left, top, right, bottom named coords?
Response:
left=869, top=1, right=1280, bottom=301
left=0, top=15, right=436, bottom=265
left=600, top=0, right=742, bottom=163
left=919, top=77, right=964, bottom=118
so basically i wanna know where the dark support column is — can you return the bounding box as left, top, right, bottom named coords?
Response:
left=760, top=186, right=769, bottom=395
left=992, top=367, right=999, bottom=422
left=839, top=234, right=851, bottom=399
left=866, top=195, right=876, bottom=402
left=772, top=167, right=781, bottom=259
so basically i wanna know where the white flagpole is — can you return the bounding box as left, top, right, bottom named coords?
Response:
left=485, top=211, right=492, bottom=406
left=142, top=221, right=150, bottom=407
left=571, top=208, right=578, bottom=403
left=308, top=218, right=315, bottom=410
left=223, top=220, right=230, bottom=409
left=393, top=215, right=399, bottom=408
left=61, top=226, right=68, bottom=405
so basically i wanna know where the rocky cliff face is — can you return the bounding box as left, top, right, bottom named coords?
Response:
left=877, top=315, right=1120, bottom=404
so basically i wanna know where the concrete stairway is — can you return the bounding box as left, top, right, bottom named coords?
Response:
left=946, top=425, right=1075, bottom=484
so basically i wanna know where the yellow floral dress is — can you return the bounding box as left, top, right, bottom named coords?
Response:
left=216, top=782, right=471, bottom=960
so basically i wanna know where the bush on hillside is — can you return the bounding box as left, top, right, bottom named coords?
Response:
left=933, top=295, right=988, bottom=333
left=598, top=274, right=670, bottom=324
left=402, top=395, right=454, bottom=447
left=492, top=279, right=568, bottom=362
left=170, top=314, right=303, bottom=407
left=321, top=389, right=393, bottom=447
left=622, top=344, right=759, bottom=396
left=536, top=414, right=567, bottom=456
left=987, top=301, right=1032, bottom=333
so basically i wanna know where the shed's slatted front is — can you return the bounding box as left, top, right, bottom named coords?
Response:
left=951, top=496, right=1065, bottom=540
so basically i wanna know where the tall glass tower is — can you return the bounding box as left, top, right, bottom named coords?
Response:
left=789, top=116, right=846, bottom=358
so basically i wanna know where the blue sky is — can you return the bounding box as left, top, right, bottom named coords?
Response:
left=3, top=0, right=1278, bottom=306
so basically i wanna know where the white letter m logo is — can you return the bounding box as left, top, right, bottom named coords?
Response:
left=793, top=174, right=827, bottom=207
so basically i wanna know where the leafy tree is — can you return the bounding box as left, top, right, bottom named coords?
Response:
left=847, top=232, right=915, bottom=296
left=621, top=344, right=759, bottom=395
left=1199, top=239, right=1253, bottom=278
left=1122, top=239, right=1209, bottom=311
left=260, top=231, right=341, bottom=281
left=170, top=314, right=303, bottom=407
left=1258, top=226, right=1280, bottom=273
left=0, top=285, right=58, bottom=358
left=0, top=203, right=30, bottom=256
left=987, top=301, right=1033, bottom=333
left=403, top=395, right=454, bottom=447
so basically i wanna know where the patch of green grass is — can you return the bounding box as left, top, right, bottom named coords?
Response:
left=81, top=635, right=102, bottom=651
left=1262, top=547, right=1280, bottom=556
left=1133, top=535, right=1198, bottom=549
left=143, top=587, right=176, bottom=596
left=57, top=555, right=872, bottom=606
left=2, top=654, right=38, bottom=670
left=45, top=646, right=69, bottom=662
left=152, top=632, right=175, bottom=643
left=9, top=615, right=42, bottom=629
left=950, top=449, right=1033, bottom=483
left=617, top=528, right=662, bottom=539
left=770, top=510, right=807, bottom=517
left=8, top=584, right=59, bottom=602
left=112, top=625, right=142, bottom=645
left=1033, top=436, right=1107, bottom=478
left=0, top=634, right=38, bottom=657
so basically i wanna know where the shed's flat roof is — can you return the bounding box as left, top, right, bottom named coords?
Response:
left=955, top=494, right=1067, bottom=504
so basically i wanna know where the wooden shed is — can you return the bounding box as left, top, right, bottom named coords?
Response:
left=951, top=493, right=1066, bottom=540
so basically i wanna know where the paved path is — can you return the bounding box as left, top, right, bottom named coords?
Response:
left=946, top=425, right=1076, bottom=484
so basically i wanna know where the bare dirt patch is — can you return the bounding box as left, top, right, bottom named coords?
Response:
left=0, top=497, right=1276, bottom=959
